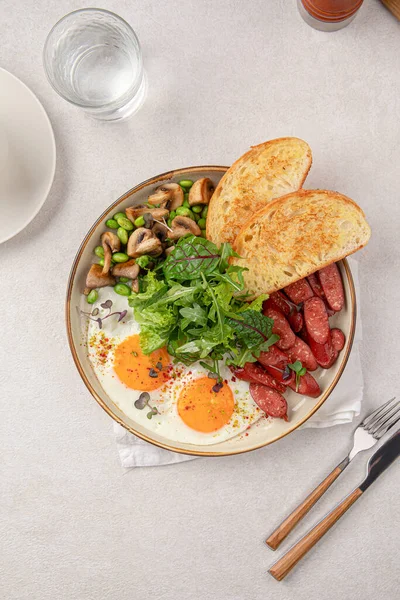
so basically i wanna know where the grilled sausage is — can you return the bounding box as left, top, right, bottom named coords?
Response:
left=304, top=297, right=330, bottom=344
left=249, top=384, right=288, bottom=420
left=264, top=307, right=296, bottom=350
left=318, top=263, right=345, bottom=312
left=284, top=279, right=314, bottom=304
left=285, top=337, right=318, bottom=371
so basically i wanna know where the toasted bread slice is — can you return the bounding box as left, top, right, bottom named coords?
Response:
left=233, top=190, right=371, bottom=297
left=206, top=138, right=312, bottom=245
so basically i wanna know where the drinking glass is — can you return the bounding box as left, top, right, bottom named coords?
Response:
left=43, top=9, right=147, bottom=121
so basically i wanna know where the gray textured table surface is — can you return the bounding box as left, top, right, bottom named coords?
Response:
left=1, top=1, right=400, bottom=599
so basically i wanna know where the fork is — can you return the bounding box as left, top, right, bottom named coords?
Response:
left=265, top=397, right=399, bottom=551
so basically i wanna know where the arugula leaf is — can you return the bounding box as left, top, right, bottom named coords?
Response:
left=226, top=310, right=274, bottom=349
left=218, top=243, right=240, bottom=272
left=214, top=265, right=247, bottom=293
left=259, top=333, right=280, bottom=351
left=153, top=283, right=199, bottom=307
left=174, top=337, right=221, bottom=359
left=201, top=273, right=226, bottom=341
left=163, top=235, right=220, bottom=281
left=227, top=346, right=258, bottom=368
left=239, top=293, right=268, bottom=313
left=179, top=304, right=208, bottom=326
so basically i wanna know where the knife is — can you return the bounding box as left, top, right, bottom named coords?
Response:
left=269, top=428, right=400, bottom=581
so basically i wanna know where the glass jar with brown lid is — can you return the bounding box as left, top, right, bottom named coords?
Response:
left=298, top=0, right=364, bottom=31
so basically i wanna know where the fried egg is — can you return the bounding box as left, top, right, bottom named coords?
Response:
left=87, top=289, right=263, bottom=445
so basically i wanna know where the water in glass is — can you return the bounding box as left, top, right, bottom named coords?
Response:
left=43, top=9, right=146, bottom=121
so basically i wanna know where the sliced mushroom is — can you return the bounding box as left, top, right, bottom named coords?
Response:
left=188, top=178, right=214, bottom=207
left=142, top=213, right=154, bottom=229
left=84, top=264, right=116, bottom=295
left=131, top=279, right=139, bottom=294
left=164, top=245, right=175, bottom=256
left=147, top=183, right=184, bottom=210
left=101, top=232, right=121, bottom=275
left=152, top=221, right=169, bottom=243
left=126, top=205, right=169, bottom=222
left=112, top=259, right=140, bottom=280
left=127, top=227, right=163, bottom=258
left=167, top=216, right=201, bottom=240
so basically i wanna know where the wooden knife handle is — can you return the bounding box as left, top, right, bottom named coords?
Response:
left=266, top=458, right=349, bottom=550
left=268, top=487, right=363, bottom=581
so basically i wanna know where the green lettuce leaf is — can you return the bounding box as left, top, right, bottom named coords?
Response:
left=128, top=270, right=168, bottom=310
left=162, top=235, right=220, bottom=281
left=226, top=310, right=274, bottom=349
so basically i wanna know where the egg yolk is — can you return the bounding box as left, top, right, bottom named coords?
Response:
left=113, top=335, right=170, bottom=391
left=177, top=377, right=234, bottom=433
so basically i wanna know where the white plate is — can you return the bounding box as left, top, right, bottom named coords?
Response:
left=0, top=68, right=56, bottom=244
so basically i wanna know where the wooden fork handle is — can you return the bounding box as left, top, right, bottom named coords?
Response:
left=269, top=487, right=363, bottom=581
left=266, top=457, right=349, bottom=550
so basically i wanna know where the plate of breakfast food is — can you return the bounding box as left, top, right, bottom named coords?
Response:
left=66, top=138, right=371, bottom=455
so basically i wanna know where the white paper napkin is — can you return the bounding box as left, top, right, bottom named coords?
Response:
left=115, top=259, right=363, bottom=468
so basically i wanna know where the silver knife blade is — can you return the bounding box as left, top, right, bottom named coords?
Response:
left=360, top=428, right=400, bottom=492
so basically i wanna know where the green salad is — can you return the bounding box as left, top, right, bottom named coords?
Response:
left=128, top=235, right=278, bottom=378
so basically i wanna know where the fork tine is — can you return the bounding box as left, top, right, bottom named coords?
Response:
left=367, top=401, right=400, bottom=434
left=362, top=397, right=396, bottom=428
left=373, top=404, right=400, bottom=439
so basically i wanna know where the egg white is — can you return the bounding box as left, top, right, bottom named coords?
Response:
left=87, top=288, right=264, bottom=445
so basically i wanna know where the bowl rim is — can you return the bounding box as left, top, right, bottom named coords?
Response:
left=65, top=165, right=357, bottom=457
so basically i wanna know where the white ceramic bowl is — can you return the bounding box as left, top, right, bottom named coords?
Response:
left=66, top=167, right=356, bottom=456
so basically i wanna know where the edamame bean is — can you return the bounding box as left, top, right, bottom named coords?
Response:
left=87, top=290, right=98, bottom=304
left=113, top=211, right=126, bottom=221
left=201, top=206, right=208, bottom=218
left=112, top=252, right=129, bottom=263
left=176, top=206, right=192, bottom=217
left=134, top=216, right=145, bottom=228
left=94, top=245, right=104, bottom=258
left=136, top=255, right=150, bottom=268
left=197, top=218, right=207, bottom=229
left=193, top=213, right=200, bottom=222
left=201, top=229, right=207, bottom=238
left=98, top=258, right=105, bottom=267
left=178, top=179, right=194, bottom=190
left=106, top=218, right=119, bottom=229
left=117, top=227, right=128, bottom=245
left=169, top=210, right=176, bottom=220
left=116, top=216, right=134, bottom=231
left=167, top=219, right=172, bottom=227
left=119, top=276, right=130, bottom=283
left=114, top=283, right=131, bottom=296
left=192, top=205, right=203, bottom=213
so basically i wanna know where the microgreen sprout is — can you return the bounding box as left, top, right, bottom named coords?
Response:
left=200, top=356, right=223, bottom=388
left=80, top=299, right=127, bottom=329
left=134, top=392, right=159, bottom=419
left=287, top=360, right=307, bottom=392
left=153, top=217, right=173, bottom=233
